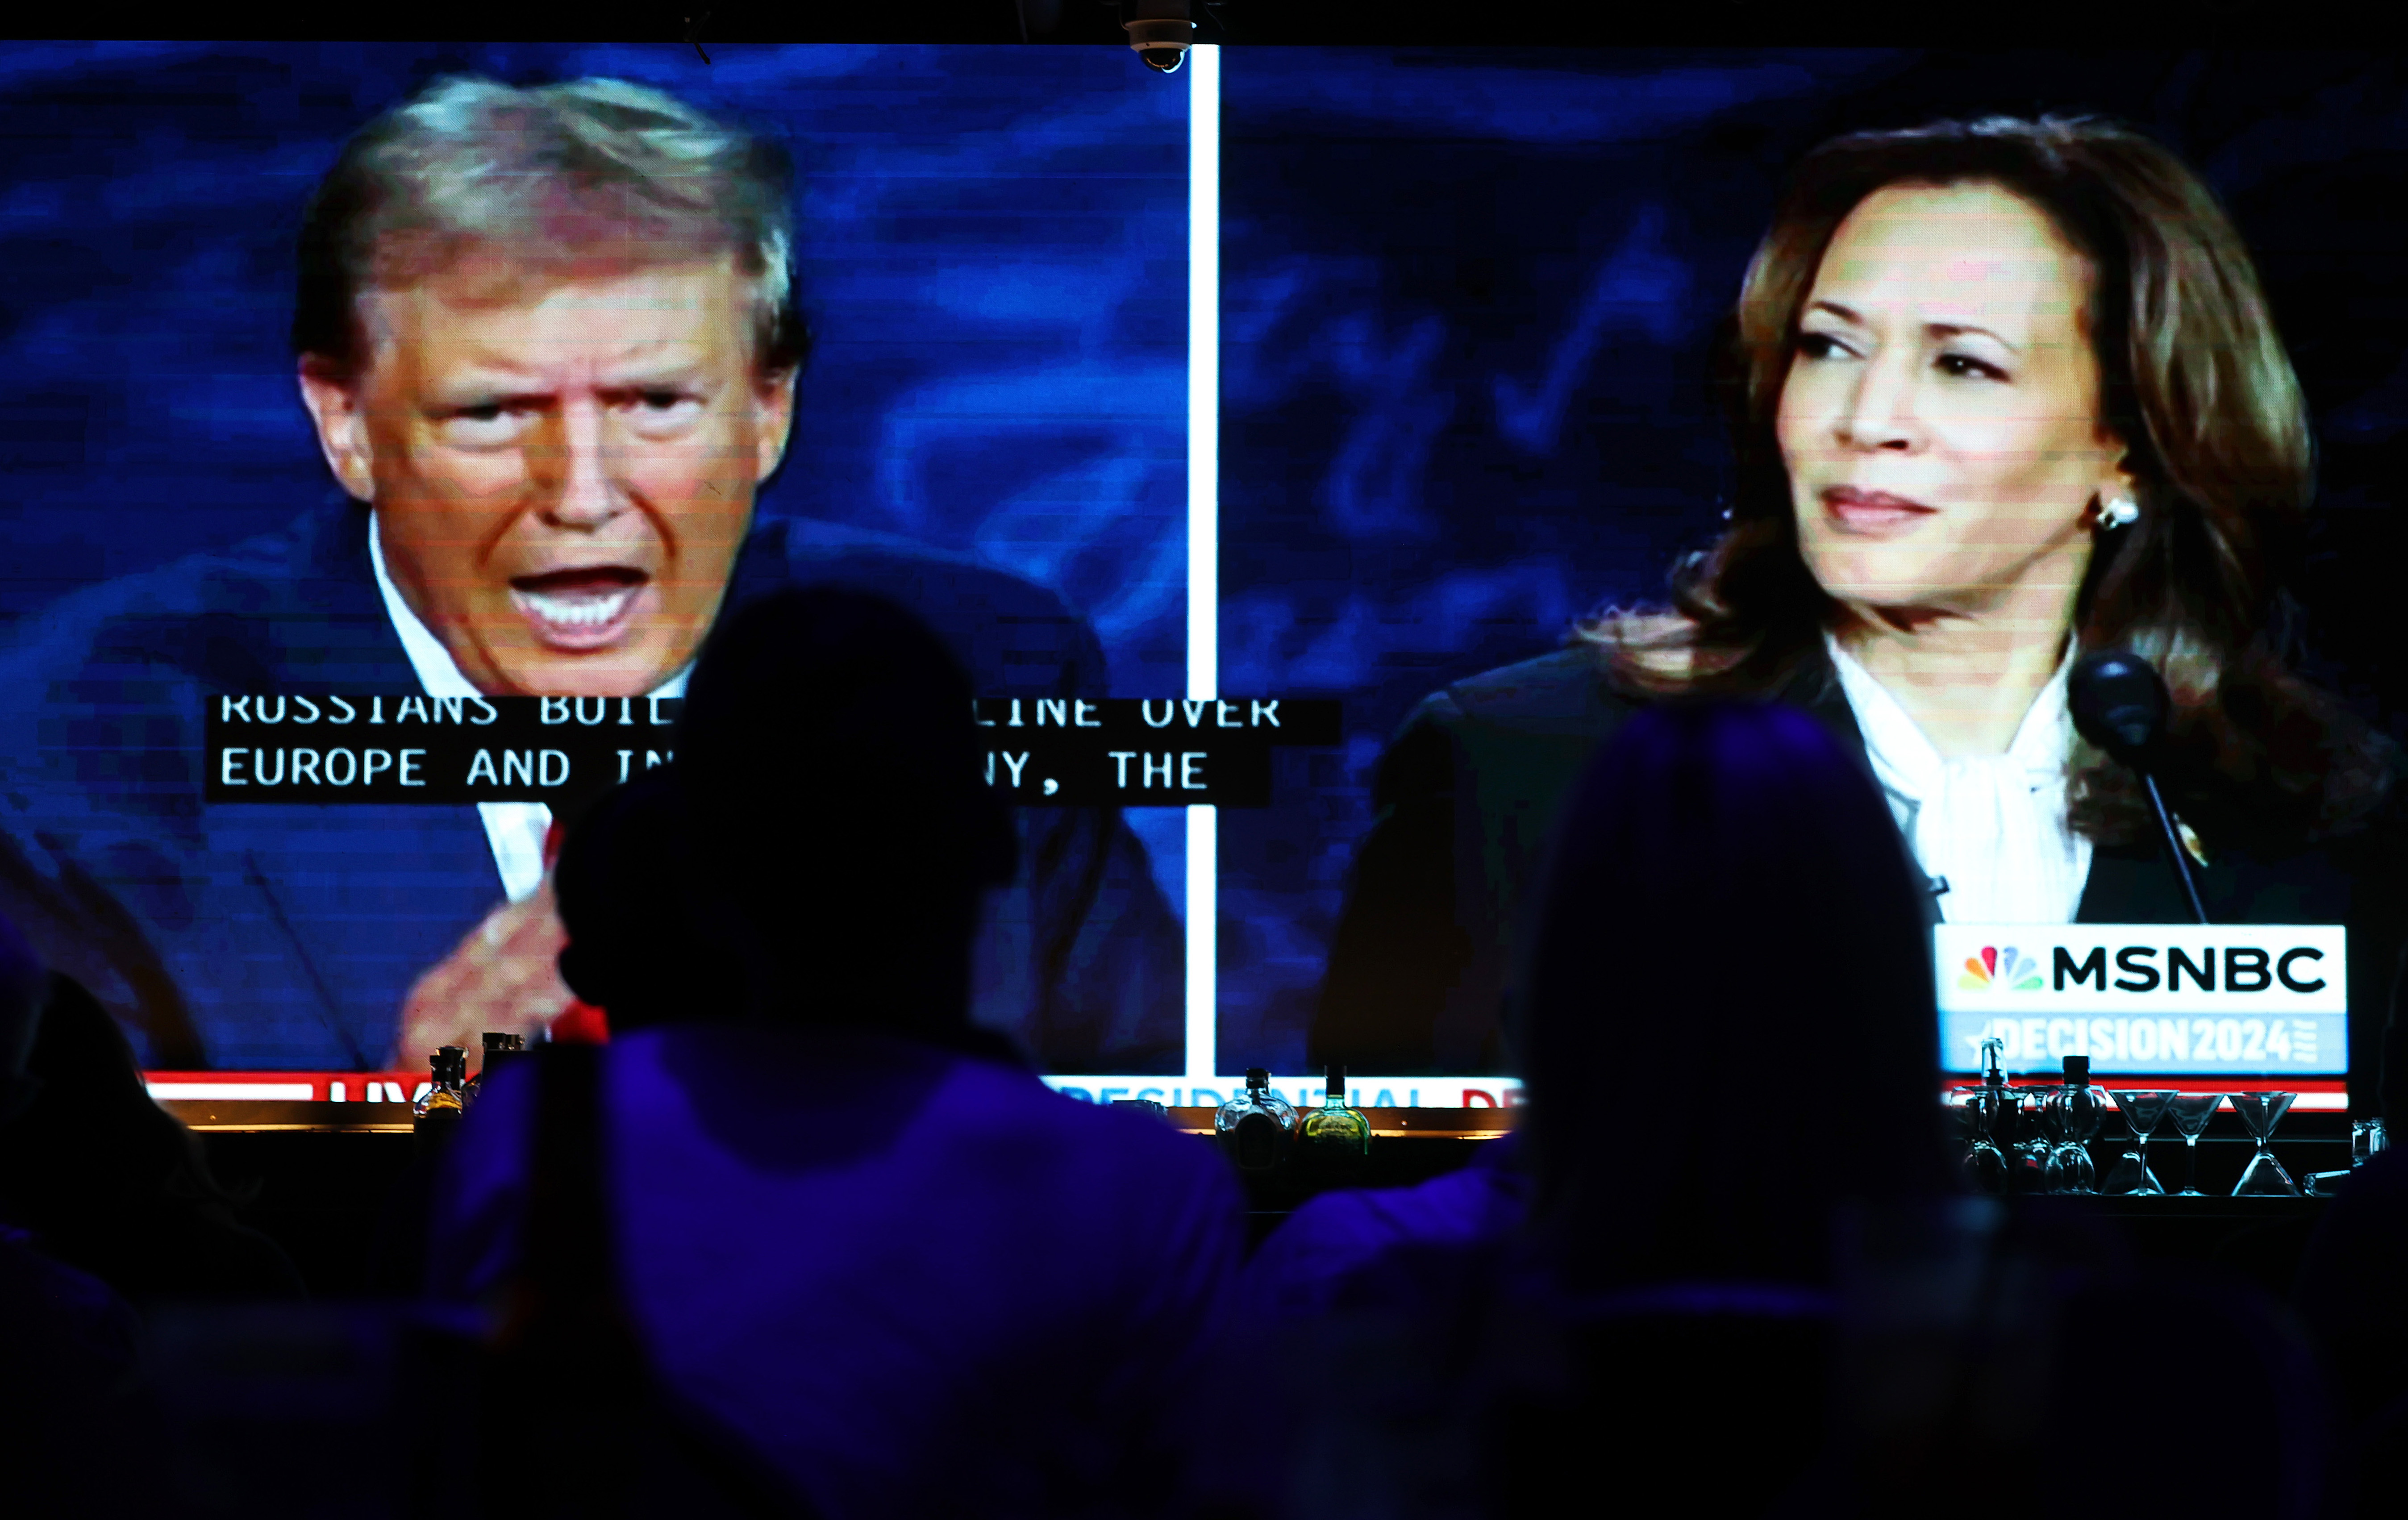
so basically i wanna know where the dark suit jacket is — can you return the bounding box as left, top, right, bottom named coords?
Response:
left=0, top=500, right=1183, bottom=1073
left=1309, top=644, right=2408, bottom=1116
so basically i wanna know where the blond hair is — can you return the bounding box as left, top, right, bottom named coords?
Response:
left=292, top=75, right=807, bottom=383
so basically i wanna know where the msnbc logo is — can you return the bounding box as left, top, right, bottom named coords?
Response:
left=1958, top=945, right=2043, bottom=992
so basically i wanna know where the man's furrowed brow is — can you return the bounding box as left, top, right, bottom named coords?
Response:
left=425, top=352, right=545, bottom=395
left=426, top=374, right=554, bottom=409
left=596, top=341, right=717, bottom=387
left=425, top=355, right=713, bottom=404
left=601, top=362, right=713, bottom=390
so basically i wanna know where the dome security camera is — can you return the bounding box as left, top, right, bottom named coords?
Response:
left=1121, top=3, right=1195, bottom=72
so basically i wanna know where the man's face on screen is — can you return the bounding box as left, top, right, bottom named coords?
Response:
left=303, top=254, right=793, bottom=697
left=1777, top=181, right=2129, bottom=628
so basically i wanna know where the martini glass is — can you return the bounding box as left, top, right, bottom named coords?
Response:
left=2104, top=1090, right=2178, bottom=1195
left=2230, top=1091, right=2300, bottom=1197
left=2165, top=1094, right=2223, bottom=1196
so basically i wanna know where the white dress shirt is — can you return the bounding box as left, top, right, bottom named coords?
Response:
left=369, top=514, right=688, bottom=904
left=1825, top=633, right=2092, bottom=925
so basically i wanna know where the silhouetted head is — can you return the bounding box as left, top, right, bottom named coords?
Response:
left=0, top=910, right=44, bottom=1122
left=0, top=971, right=245, bottom=1222
left=555, top=762, right=735, bottom=1031
left=1516, top=700, right=1949, bottom=1291
left=671, top=585, right=1018, bottom=1034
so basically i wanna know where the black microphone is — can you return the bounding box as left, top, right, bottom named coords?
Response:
left=2068, top=650, right=2208, bottom=924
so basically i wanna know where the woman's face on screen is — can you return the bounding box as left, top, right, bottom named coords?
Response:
left=1777, top=181, right=2132, bottom=627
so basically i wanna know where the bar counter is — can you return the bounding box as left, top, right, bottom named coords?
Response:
left=156, top=1099, right=1519, bottom=1140
left=165, top=1096, right=2359, bottom=1300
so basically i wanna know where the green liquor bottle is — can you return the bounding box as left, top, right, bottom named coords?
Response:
left=1299, top=1065, right=1371, bottom=1184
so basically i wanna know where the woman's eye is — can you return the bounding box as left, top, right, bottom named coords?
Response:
left=1796, top=331, right=1848, bottom=360
left=1937, top=353, right=2007, bottom=381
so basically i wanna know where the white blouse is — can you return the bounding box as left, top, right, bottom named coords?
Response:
left=1825, top=634, right=2092, bottom=925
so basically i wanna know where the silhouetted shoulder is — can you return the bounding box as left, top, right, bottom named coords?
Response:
left=938, top=1054, right=1236, bottom=1193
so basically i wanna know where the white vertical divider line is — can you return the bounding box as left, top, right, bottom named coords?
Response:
left=1184, top=44, right=1220, bottom=1084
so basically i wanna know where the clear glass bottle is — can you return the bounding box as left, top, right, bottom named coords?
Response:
left=1956, top=1037, right=2020, bottom=1195
left=1299, top=1064, right=1372, bottom=1183
left=2044, top=1054, right=2107, bottom=1194
left=1215, top=1067, right=1300, bottom=1173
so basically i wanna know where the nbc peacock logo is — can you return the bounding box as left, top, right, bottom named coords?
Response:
left=1958, top=945, right=2044, bottom=992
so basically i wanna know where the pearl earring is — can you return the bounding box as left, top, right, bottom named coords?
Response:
left=2096, top=490, right=2141, bottom=531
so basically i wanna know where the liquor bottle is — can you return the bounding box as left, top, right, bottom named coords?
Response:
left=413, top=1045, right=469, bottom=1149
left=1215, top=1068, right=1300, bottom=1173
left=2044, top=1055, right=2107, bottom=1193
left=463, top=1031, right=525, bottom=1107
left=1299, top=1065, right=1371, bottom=1183
left=1957, top=1037, right=2020, bottom=1195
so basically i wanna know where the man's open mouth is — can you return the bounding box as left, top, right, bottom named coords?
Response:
left=507, top=566, right=650, bottom=650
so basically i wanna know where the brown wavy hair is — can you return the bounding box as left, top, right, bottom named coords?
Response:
left=1585, top=115, right=2394, bottom=849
